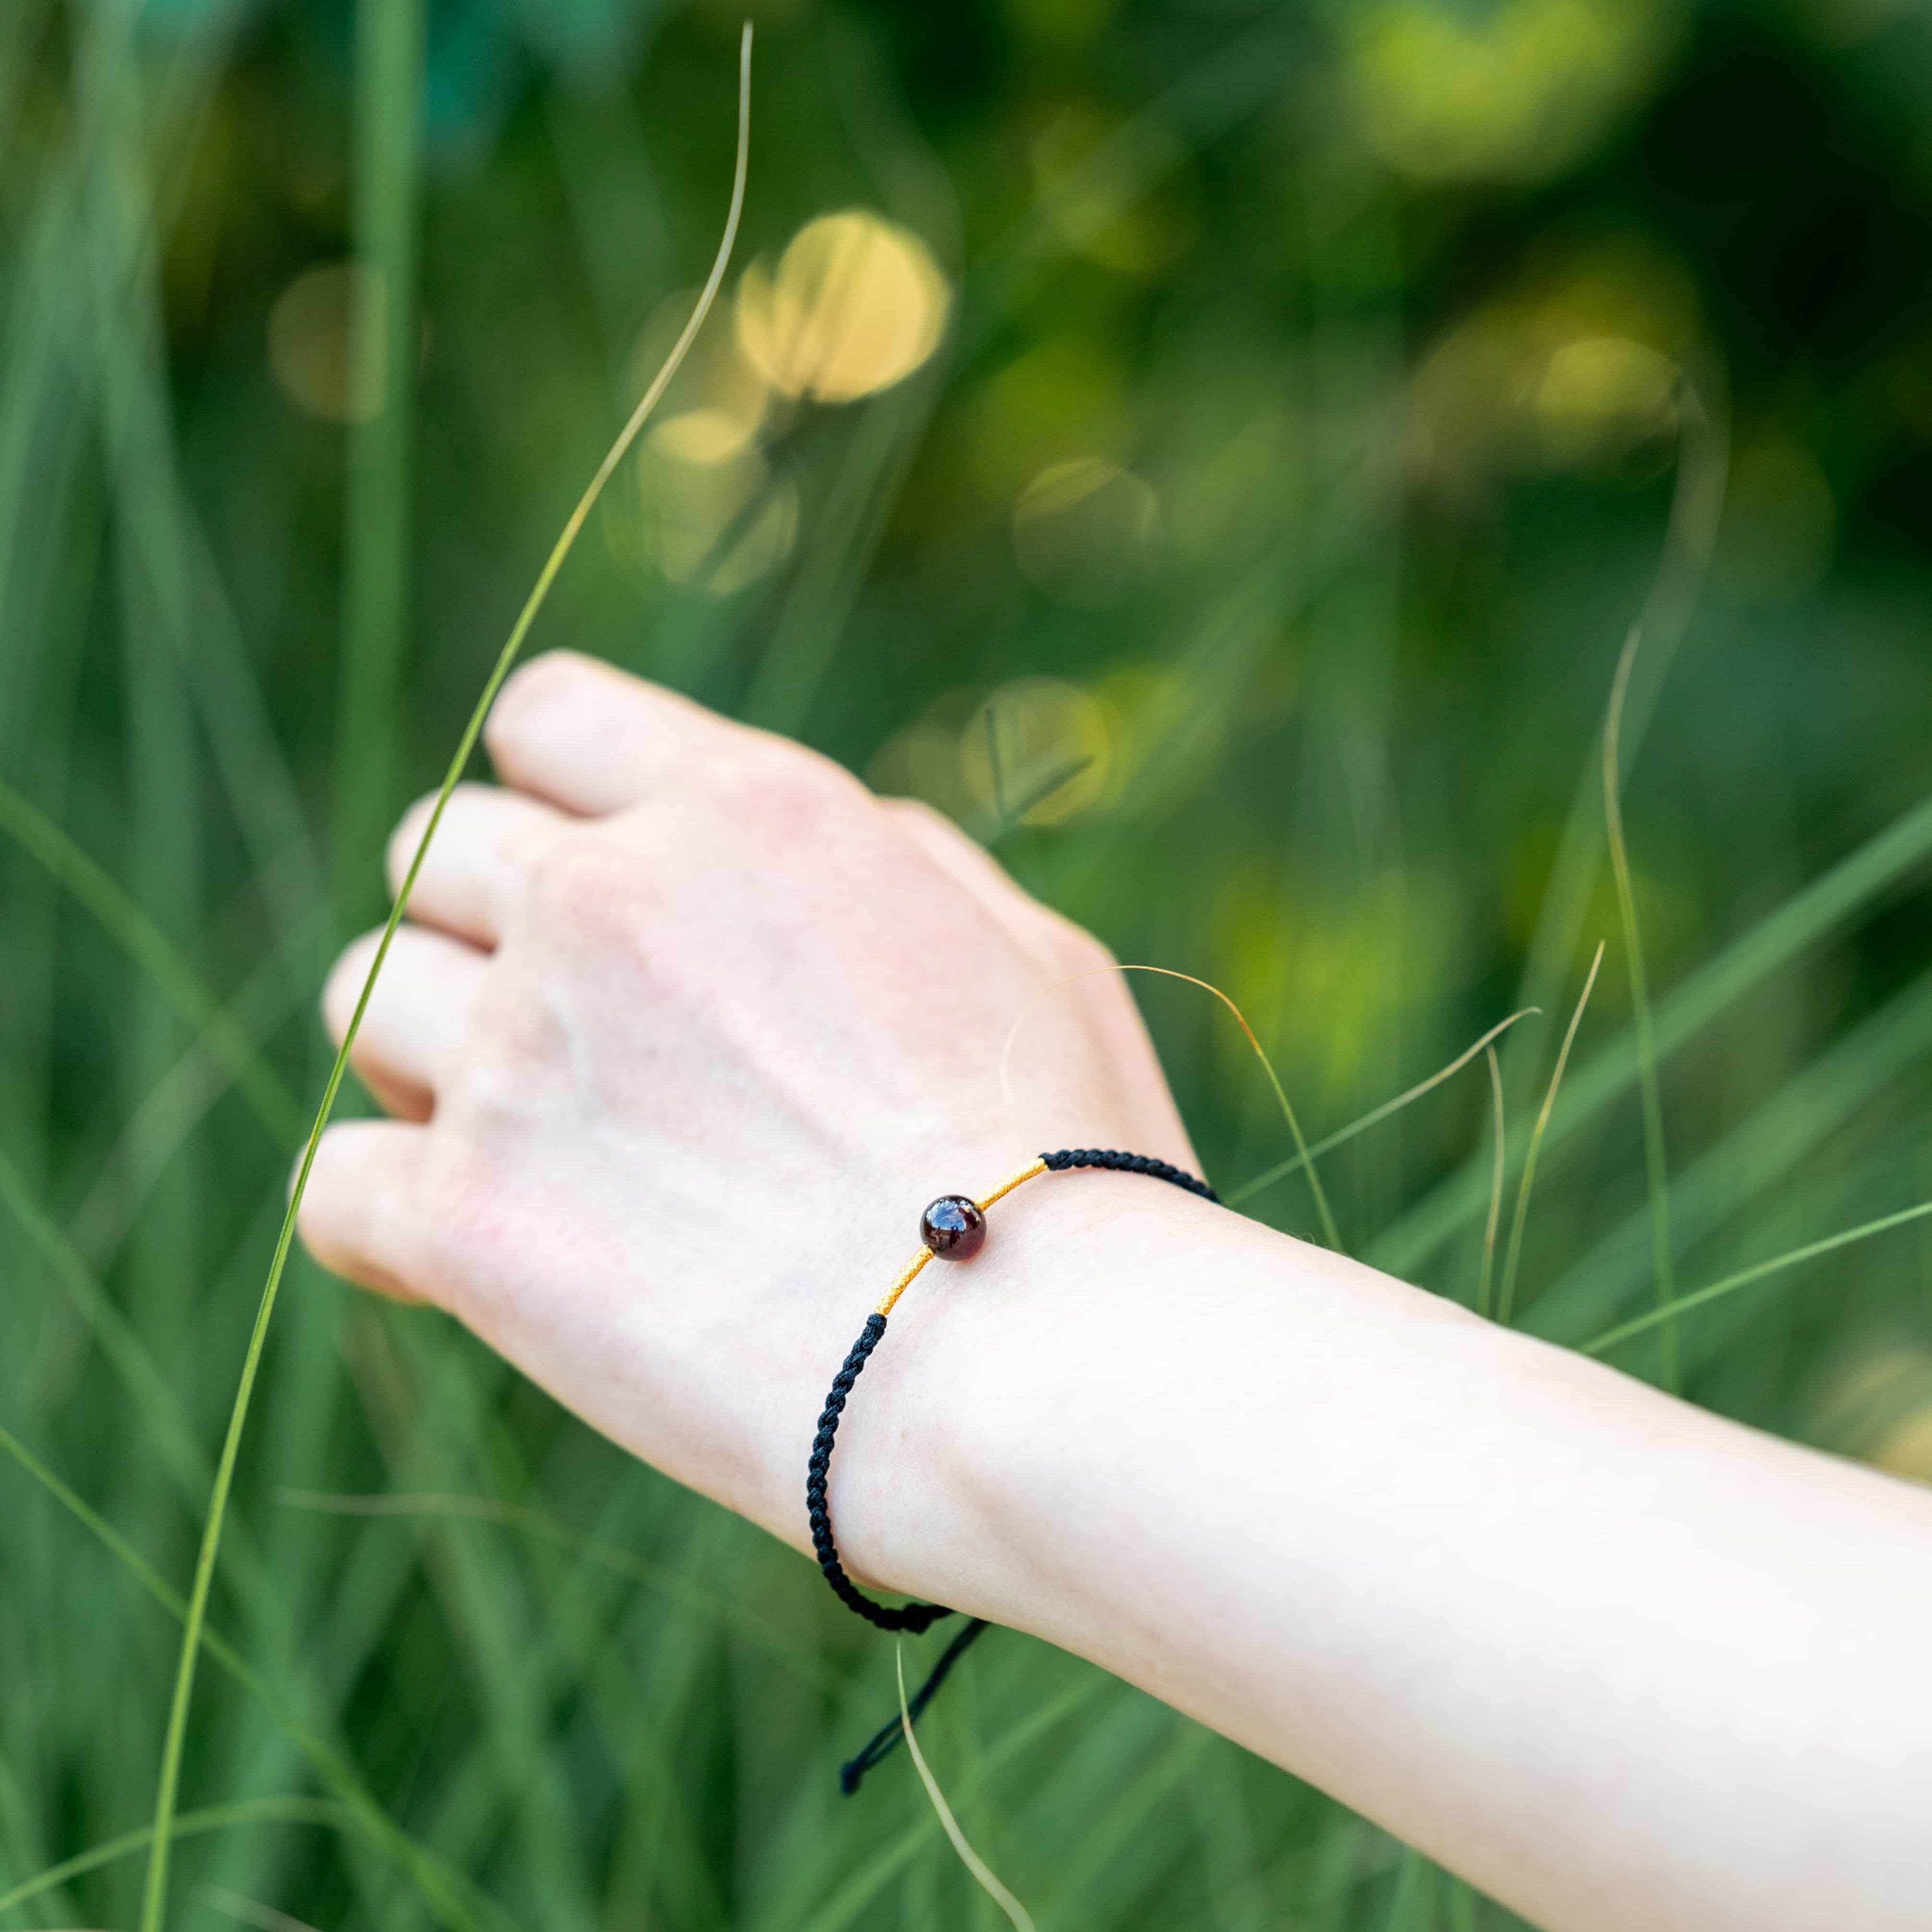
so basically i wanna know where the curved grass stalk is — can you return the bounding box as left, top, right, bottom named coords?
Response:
left=1500, top=373, right=1727, bottom=1105
left=1604, top=619, right=1678, bottom=1389
left=1225, top=1010, right=1537, bottom=1209
left=0, top=773, right=306, bottom=1143
left=0, top=1419, right=485, bottom=1932
left=1495, top=942, right=1605, bottom=1328
left=0, top=1799, right=348, bottom=1917
left=1000, top=963, right=1341, bottom=1249
left=1583, top=1198, right=1932, bottom=1358
left=1474, top=1043, right=1507, bottom=1320
left=135, top=31, right=754, bottom=1932
left=895, top=1642, right=1037, bottom=1932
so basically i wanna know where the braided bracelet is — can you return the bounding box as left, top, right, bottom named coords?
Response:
left=808, top=1146, right=1218, bottom=1791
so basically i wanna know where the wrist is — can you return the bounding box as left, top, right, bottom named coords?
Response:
left=822, top=1167, right=1228, bottom=1621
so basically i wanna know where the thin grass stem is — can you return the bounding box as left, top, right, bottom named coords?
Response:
left=1227, top=1010, right=1536, bottom=1208
left=1496, top=942, right=1605, bottom=1327
left=894, top=1642, right=1037, bottom=1932
left=1583, top=1199, right=1932, bottom=1357
left=1002, top=963, right=1341, bottom=1247
left=0, top=1799, right=348, bottom=1917
left=1604, top=620, right=1678, bottom=1389
left=134, top=33, right=754, bottom=1932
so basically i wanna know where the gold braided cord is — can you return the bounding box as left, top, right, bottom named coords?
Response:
left=874, top=1245, right=932, bottom=1318
left=976, top=1157, right=1049, bottom=1212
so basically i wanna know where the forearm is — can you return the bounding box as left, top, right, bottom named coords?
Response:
left=835, top=1179, right=1932, bottom=1932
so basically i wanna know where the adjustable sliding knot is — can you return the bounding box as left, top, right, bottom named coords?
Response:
left=809, top=1143, right=1217, bottom=1792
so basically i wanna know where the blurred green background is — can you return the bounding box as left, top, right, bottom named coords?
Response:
left=4, top=0, right=1932, bottom=1925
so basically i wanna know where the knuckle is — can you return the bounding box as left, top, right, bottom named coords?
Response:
left=695, top=739, right=854, bottom=829
left=485, top=649, right=597, bottom=759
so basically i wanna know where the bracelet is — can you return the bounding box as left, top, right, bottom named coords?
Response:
left=808, top=1146, right=1218, bottom=1790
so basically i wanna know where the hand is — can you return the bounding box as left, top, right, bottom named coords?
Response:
left=300, top=650, right=1196, bottom=1564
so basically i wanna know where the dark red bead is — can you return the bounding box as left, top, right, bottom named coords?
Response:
left=920, top=1195, right=986, bottom=1260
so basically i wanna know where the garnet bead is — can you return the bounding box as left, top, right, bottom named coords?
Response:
left=920, top=1195, right=986, bottom=1259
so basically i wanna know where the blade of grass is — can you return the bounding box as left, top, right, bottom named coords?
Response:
left=1474, top=1043, right=1507, bottom=1320
left=134, top=33, right=754, bottom=1930
left=1496, top=942, right=1604, bottom=1327
left=1530, top=964, right=1932, bottom=1350
left=335, top=0, right=425, bottom=914
left=1036, top=1715, right=1213, bottom=1919
left=1604, top=620, right=1678, bottom=1389
left=0, top=775, right=306, bottom=1143
left=202, top=1885, right=325, bottom=1932
left=275, top=1488, right=841, bottom=1694
left=1582, top=1199, right=1932, bottom=1357
left=1372, top=784, right=1932, bottom=1279
left=0, top=1419, right=484, bottom=1932
left=0, top=1799, right=348, bottom=1918
left=70, top=910, right=331, bottom=1269
left=1226, top=1010, right=1537, bottom=1209
left=0, top=1139, right=210, bottom=1492
left=895, top=1642, right=1038, bottom=1932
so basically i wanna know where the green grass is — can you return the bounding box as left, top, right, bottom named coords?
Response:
left=2, top=4, right=1931, bottom=1930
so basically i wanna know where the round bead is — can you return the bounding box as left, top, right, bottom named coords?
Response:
left=920, top=1195, right=986, bottom=1260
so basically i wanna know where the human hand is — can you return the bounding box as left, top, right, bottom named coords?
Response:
left=300, top=650, right=1196, bottom=1570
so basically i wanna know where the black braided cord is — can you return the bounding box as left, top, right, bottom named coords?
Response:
left=811, top=1147, right=1215, bottom=1792
left=806, top=1313, right=953, bottom=1635
left=1039, top=1145, right=1220, bottom=1203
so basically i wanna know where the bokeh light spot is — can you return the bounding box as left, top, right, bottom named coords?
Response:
left=636, top=422, right=797, bottom=595
left=267, top=262, right=383, bottom=423
left=1347, top=0, right=1675, bottom=183
left=735, top=211, right=951, bottom=405
left=959, top=677, right=1118, bottom=827
left=1534, top=336, right=1680, bottom=461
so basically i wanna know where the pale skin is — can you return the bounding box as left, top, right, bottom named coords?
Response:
left=301, top=649, right=1932, bottom=1932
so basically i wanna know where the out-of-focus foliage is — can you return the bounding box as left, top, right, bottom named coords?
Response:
left=1, top=0, right=1931, bottom=1926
